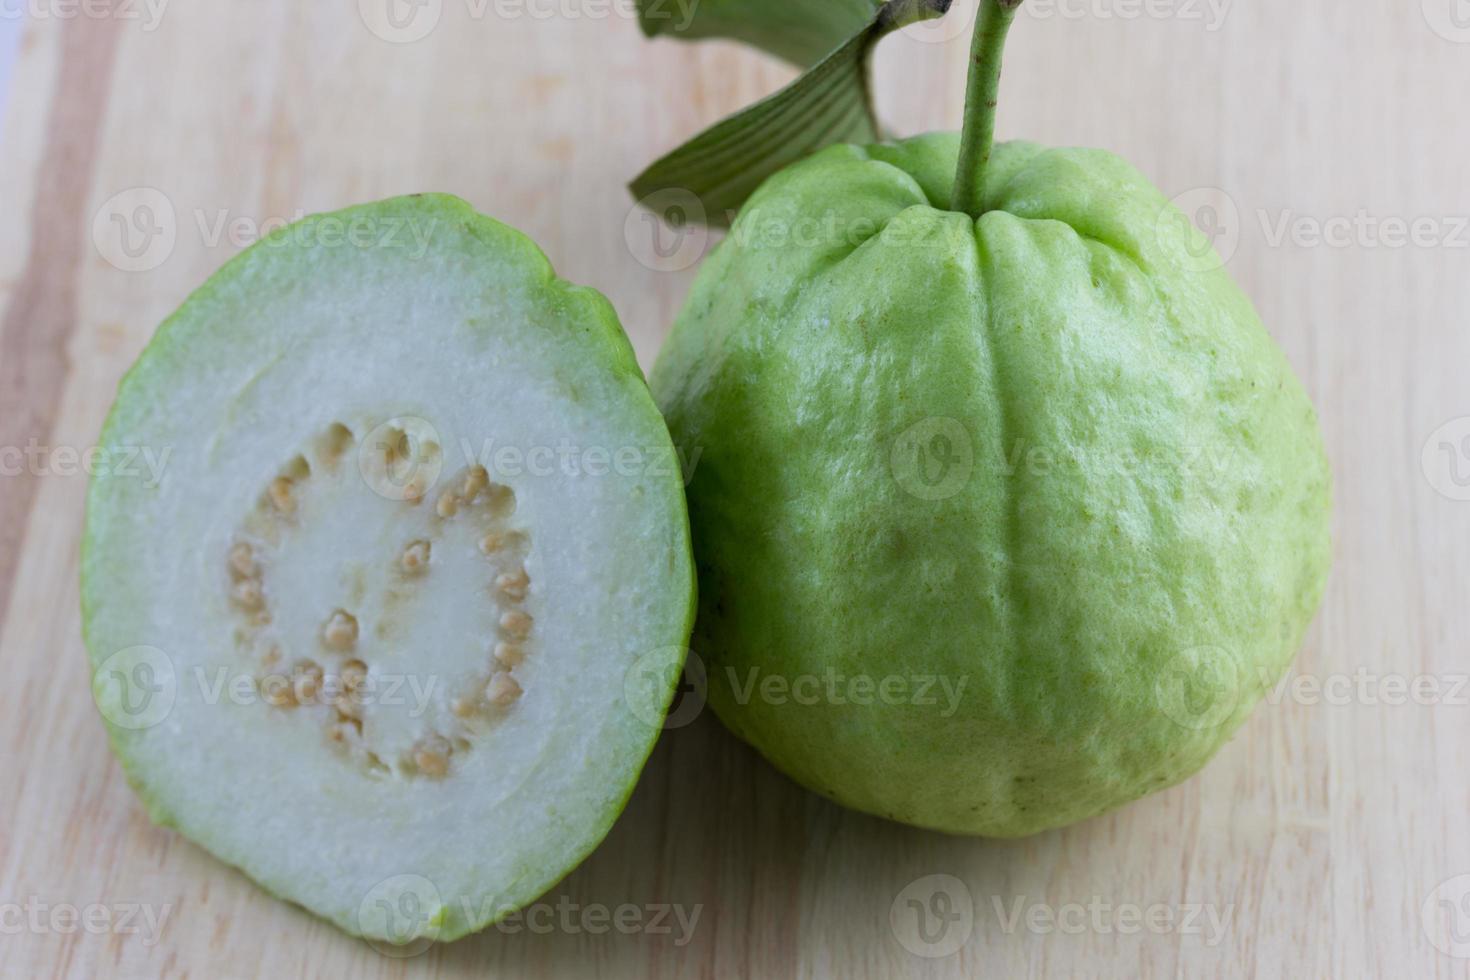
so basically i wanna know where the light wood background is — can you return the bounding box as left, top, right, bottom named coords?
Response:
left=2, top=0, right=1467, bottom=976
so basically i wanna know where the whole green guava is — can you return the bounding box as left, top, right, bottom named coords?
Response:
left=651, top=134, right=1331, bottom=837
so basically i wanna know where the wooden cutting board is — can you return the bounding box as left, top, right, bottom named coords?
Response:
left=2, top=1, right=1467, bottom=976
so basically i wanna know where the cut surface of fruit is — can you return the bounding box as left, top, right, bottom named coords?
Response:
left=83, top=195, right=695, bottom=944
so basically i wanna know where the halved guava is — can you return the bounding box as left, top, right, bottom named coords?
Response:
left=82, top=195, right=695, bottom=946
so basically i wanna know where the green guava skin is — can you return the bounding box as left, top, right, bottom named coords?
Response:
left=651, top=134, right=1331, bottom=837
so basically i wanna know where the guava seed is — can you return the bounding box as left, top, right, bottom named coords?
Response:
left=500, top=610, right=533, bottom=639
left=494, top=642, right=525, bottom=667
left=487, top=673, right=522, bottom=706
left=400, top=540, right=431, bottom=573
left=232, top=579, right=264, bottom=611
left=462, top=466, right=488, bottom=500
left=412, top=736, right=452, bottom=777
left=267, top=477, right=295, bottom=514
left=321, top=610, right=359, bottom=651
left=228, top=542, right=257, bottom=579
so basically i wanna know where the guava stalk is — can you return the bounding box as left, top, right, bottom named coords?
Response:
left=951, top=0, right=1024, bottom=217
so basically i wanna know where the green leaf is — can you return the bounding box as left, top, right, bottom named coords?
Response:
left=631, top=0, right=952, bottom=228
left=636, top=0, right=883, bottom=68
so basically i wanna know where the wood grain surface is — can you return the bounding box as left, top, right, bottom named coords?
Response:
left=2, top=0, right=1467, bottom=976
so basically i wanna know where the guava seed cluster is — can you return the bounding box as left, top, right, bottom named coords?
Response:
left=226, top=419, right=536, bottom=781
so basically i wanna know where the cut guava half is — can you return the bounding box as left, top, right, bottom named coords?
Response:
left=82, top=194, right=695, bottom=946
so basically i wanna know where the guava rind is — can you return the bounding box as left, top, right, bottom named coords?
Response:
left=652, top=134, right=1330, bottom=837
left=82, top=194, right=696, bottom=940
